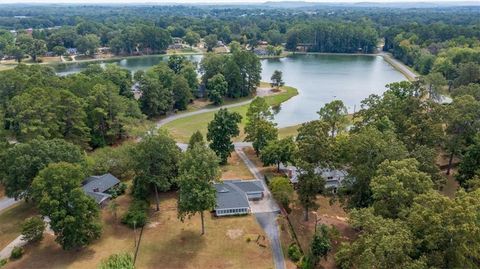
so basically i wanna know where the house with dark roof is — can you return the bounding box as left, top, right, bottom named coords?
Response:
left=82, top=173, right=120, bottom=206
left=213, top=180, right=265, bottom=217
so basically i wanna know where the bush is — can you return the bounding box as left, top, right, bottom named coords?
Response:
left=10, top=246, right=24, bottom=260
left=121, top=200, right=148, bottom=228
left=99, top=253, right=134, bottom=269
left=107, top=182, right=128, bottom=198
left=288, top=243, right=302, bottom=262
left=21, top=216, right=46, bottom=243
left=0, top=259, right=7, bottom=268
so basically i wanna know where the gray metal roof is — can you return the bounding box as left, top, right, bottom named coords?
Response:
left=230, top=180, right=264, bottom=193
left=214, top=183, right=250, bottom=210
left=82, top=173, right=120, bottom=193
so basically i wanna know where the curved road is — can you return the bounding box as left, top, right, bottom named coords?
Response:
left=156, top=99, right=254, bottom=128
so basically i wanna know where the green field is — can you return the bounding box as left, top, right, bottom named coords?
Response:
left=161, top=85, right=298, bottom=142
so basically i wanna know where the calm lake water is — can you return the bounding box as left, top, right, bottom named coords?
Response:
left=54, top=53, right=406, bottom=127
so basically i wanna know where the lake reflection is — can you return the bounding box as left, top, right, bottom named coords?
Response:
left=54, top=53, right=406, bottom=128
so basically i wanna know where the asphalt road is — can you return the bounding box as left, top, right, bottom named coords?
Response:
left=0, top=197, right=19, bottom=214
left=156, top=99, right=254, bottom=128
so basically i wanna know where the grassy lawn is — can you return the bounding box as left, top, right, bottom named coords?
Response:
left=0, top=202, right=38, bottom=249
left=162, top=85, right=298, bottom=143
left=6, top=193, right=273, bottom=269
left=221, top=151, right=254, bottom=180
left=278, top=124, right=300, bottom=139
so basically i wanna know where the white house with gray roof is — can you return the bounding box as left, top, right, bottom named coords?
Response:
left=281, top=164, right=348, bottom=192
left=214, top=180, right=265, bottom=217
left=82, top=173, right=120, bottom=206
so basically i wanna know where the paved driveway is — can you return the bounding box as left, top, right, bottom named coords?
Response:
left=255, top=212, right=286, bottom=269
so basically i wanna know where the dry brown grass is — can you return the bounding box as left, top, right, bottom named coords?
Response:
left=282, top=196, right=354, bottom=269
left=221, top=151, right=254, bottom=180
left=6, top=193, right=273, bottom=269
left=0, top=202, right=38, bottom=248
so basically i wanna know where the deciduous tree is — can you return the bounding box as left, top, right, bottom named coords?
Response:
left=207, top=108, right=242, bottom=164
left=31, top=162, right=101, bottom=250
left=132, top=132, right=181, bottom=211
left=178, top=144, right=220, bottom=235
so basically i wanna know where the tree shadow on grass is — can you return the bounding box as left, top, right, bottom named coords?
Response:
left=6, top=234, right=96, bottom=269
left=144, top=229, right=205, bottom=269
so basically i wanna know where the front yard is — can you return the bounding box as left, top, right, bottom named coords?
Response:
left=4, top=193, right=273, bottom=269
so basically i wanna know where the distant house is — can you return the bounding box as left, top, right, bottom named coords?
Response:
left=281, top=165, right=348, bottom=192
left=66, top=48, right=77, bottom=55
left=214, top=180, right=264, bottom=216
left=82, top=173, right=120, bottom=206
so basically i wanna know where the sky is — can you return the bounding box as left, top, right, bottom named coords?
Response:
left=1, top=0, right=478, bottom=3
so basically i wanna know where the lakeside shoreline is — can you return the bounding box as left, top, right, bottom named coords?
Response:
left=1, top=49, right=418, bottom=82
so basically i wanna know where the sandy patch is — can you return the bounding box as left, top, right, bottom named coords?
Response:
left=226, top=229, right=244, bottom=239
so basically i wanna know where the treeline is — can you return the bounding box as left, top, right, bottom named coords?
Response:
left=285, top=21, right=379, bottom=53
left=1, top=5, right=479, bottom=60
left=384, top=22, right=480, bottom=88
left=0, top=64, right=143, bottom=148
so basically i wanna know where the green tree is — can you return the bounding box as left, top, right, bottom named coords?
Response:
left=445, top=95, right=480, bottom=175
left=132, top=132, right=181, bottom=211
left=188, top=130, right=205, bottom=150
left=207, top=108, right=242, bottom=164
left=310, top=225, right=332, bottom=265
left=270, top=70, right=285, bottom=89
left=340, top=126, right=408, bottom=209
left=99, top=253, right=134, bottom=269
left=6, top=88, right=90, bottom=146
left=260, top=137, right=296, bottom=172
left=457, top=135, right=480, bottom=186
left=168, top=54, right=186, bottom=74
left=244, top=97, right=278, bottom=154
left=87, top=84, right=142, bottom=147
left=204, top=34, right=218, bottom=52
left=422, top=72, right=447, bottom=101
left=207, top=74, right=227, bottom=105
left=296, top=120, right=334, bottom=166
left=180, top=62, right=199, bottom=97
left=178, top=144, right=220, bottom=235
left=0, top=138, right=84, bottom=199
left=31, top=162, right=101, bottom=250
left=370, top=159, right=433, bottom=218
left=21, top=216, right=46, bottom=243
left=317, top=100, right=348, bottom=138
left=184, top=31, right=200, bottom=47
left=172, top=75, right=193, bottom=110
left=297, top=166, right=324, bottom=221
left=336, top=208, right=421, bottom=269
left=76, top=34, right=100, bottom=56
left=269, top=177, right=294, bottom=211
left=139, top=76, right=174, bottom=117
left=22, top=38, right=47, bottom=62
left=408, top=190, right=480, bottom=268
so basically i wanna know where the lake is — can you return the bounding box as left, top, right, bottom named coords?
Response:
left=54, top=53, right=407, bottom=128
